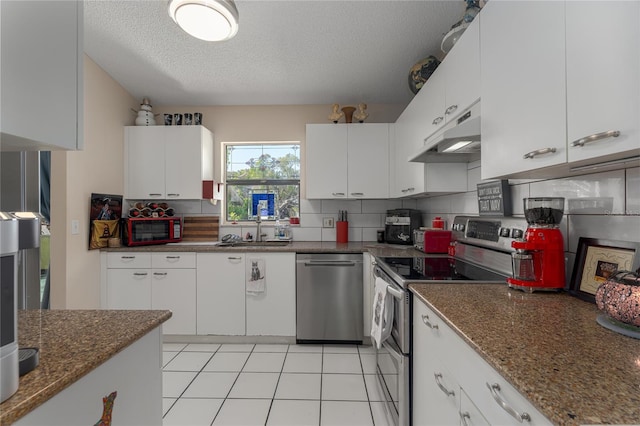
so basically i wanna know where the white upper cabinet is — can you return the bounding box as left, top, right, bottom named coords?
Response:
left=125, top=126, right=214, bottom=200
left=442, top=16, right=481, bottom=120
left=392, top=102, right=429, bottom=197
left=566, top=1, right=640, bottom=165
left=418, top=69, right=448, bottom=138
left=391, top=18, right=479, bottom=197
left=305, top=124, right=348, bottom=199
left=481, top=0, right=639, bottom=180
left=346, top=124, right=389, bottom=199
left=0, top=1, right=83, bottom=151
left=424, top=15, right=481, bottom=138
left=480, top=0, right=567, bottom=179
left=305, top=123, right=389, bottom=199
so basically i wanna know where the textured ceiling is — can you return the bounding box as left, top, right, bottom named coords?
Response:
left=84, top=0, right=464, bottom=107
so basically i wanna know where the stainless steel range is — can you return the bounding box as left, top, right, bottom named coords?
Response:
left=373, top=215, right=527, bottom=426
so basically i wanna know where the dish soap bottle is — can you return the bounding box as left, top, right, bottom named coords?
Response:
left=274, top=219, right=281, bottom=239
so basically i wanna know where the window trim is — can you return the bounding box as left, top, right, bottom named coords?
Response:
left=222, top=141, right=300, bottom=224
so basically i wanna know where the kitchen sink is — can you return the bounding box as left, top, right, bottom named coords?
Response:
left=216, top=240, right=291, bottom=247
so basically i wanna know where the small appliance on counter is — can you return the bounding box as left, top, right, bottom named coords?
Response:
left=508, top=197, right=566, bottom=292
left=384, top=209, right=422, bottom=245
left=1, top=211, right=42, bottom=403
left=1, top=212, right=19, bottom=403
left=121, top=216, right=182, bottom=246
left=413, top=228, right=452, bottom=253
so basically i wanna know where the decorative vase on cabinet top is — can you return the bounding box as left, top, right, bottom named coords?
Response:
left=408, top=55, right=440, bottom=94
left=341, top=106, right=356, bottom=123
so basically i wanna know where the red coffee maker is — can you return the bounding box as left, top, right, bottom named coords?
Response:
left=508, top=197, right=565, bottom=292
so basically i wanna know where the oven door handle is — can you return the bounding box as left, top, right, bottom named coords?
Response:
left=385, top=284, right=403, bottom=301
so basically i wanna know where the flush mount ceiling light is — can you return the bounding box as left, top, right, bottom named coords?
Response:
left=168, top=0, right=239, bottom=42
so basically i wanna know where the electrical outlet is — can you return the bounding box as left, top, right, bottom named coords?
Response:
left=323, top=217, right=334, bottom=228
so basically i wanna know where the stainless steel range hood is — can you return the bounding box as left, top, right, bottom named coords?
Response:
left=409, top=102, right=481, bottom=163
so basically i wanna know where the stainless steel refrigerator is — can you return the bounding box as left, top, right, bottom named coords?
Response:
left=0, top=151, right=48, bottom=309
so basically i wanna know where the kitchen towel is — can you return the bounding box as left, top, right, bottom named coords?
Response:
left=371, top=277, right=394, bottom=349
left=246, top=258, right=266, bottom=294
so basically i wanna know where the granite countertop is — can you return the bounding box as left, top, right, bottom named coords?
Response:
left=103, top=240, right=424, bottom=257
left=410, top=283, right=640, bottom=426
left=0, top=309, right=171, bottom=425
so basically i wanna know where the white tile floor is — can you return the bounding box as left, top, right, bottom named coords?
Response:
left=162, top=343, right=392, bottom=426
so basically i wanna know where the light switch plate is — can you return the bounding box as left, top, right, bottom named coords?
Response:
left=71, top=219, right=80, bottom=235
left=323, top=217, right=334, bottom=228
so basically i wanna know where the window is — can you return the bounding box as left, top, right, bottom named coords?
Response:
left=224, top=142, right=300, bottom=222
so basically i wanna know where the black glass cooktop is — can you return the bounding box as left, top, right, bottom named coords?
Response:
left=377, top=256, right=507, bottom=283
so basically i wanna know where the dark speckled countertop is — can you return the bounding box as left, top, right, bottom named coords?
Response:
left=103, top=240, right=423, bottom=257
left=0, top=309, right=171, bottom=425
left=410, top=283, right=640, bottom=426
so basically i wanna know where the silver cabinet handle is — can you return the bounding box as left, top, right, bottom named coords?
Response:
left=460, top=412, right=471, bottom=426
left=350, top=192, right=364, bottom=197
left=523, top=147, right=557, bottom=159
left=153, top=272, right=168, bottom=276
left=432, top=116, right=444, bottom=126
left=401, top=187, right=415, bottom=193
left=165, top=256, right=181, bottom=259
left=148, top=193, right=162, bottom=196
left=121, top=256, right=136, bottom=259
left=421, top=314, right=439, bottom=330
left=486, top=383, right=531, bottom=423
left=332, top=192, right=345, bottom=197
left=434, top=373, right=455, bottom=396
left=445, top=104, right=458, bottom=115
left=227, top=256, right=243, bottom=261
left=304, top=261, right=356, bottom=267
left=570, top=130, right=620, bottom=147
left=167, top=193, right=180, bottom=197
left=133, top=272, right=148, bottom=276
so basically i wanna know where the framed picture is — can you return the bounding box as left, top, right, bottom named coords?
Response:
left=569, top=237, right=640, bottom=303
left=89, top=193, right=123, bottom=250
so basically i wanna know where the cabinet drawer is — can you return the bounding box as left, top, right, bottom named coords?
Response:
left=457, top=347, right=551, bottom=425
left=151, top=252, right=196, bottom=268
left=107, top=252, right=151, bottom=268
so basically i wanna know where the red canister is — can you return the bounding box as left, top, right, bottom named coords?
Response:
left=432, top=217, right=445, bottom=229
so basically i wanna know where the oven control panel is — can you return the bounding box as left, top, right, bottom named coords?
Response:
left=452, top=216, right=527, bottom=253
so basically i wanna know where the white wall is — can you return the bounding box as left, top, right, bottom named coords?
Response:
left=50, top=55, right=137, bottom=309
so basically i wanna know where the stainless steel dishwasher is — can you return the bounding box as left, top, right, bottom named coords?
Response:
left=296, top=253, right=363, bottom=344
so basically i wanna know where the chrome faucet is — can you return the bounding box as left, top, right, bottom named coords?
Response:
left=255, top=216, right=266, bottom=242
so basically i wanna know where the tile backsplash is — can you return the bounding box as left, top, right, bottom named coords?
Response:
left=417, top=162, right=640, bottom=286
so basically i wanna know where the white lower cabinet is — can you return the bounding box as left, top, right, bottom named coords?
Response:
left=196, top=253, right=246, bottom=335
left=151, top=268, right=196, bottom=335
left=460, top=389, right=490, bottom=426
left=104, top=252, right=196, bottom=334
left=413, top=301, right=460, bottom=425
left=412, top=296, right=552, bottom=425
left=196, top=252, right=296, bottom=337
left=106, top=268, right=152, bottom=310
left=245, top=253, right=296, bottom=336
